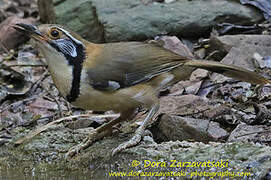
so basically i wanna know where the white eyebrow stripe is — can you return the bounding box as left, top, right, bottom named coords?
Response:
left=57, top=27, right=84, bottom=46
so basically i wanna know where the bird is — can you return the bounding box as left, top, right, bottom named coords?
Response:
left=14, top=23, right=270, bottom=157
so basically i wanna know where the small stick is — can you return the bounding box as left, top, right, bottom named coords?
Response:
left=30, top=70, right=49, bottom=93
left=14, top=113, right=120, bottom=145
left=234, top=130, right=271, bottom=138
left=7, top=64, right=47, bottom=67
left=0, top=95, right=39, bottom=113
left=0, top=41, right=9, bottom=54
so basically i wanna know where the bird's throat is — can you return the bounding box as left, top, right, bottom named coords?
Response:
left=42, top=44, right=86, bottom=103
left=65, top=43, right=86, bottom=102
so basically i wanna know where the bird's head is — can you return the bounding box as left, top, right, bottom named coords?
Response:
left=13, top=23, right=86, bottom=65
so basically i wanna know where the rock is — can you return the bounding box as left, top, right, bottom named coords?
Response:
left=159, top=94, right=232, bottom=119
left=54, top=0, right=104, bottom=43
left=159, top=93, right=234, bottom=124
left=152, top=114, right=229, bottom=143
left=190, top=69, right=209, bottom=81
left=93, top=0, right=263, bottom=42
left=1, top=125, right=271, bottom=179
left=54, top=0, right=263, bottom=42
left=151, top=35, right=194, bottom=58
left=157, top=88, right=245, bottom=141
left=0, top=16, right=36, bottom=51
left=262, top=170, right=271, bottom=180
left=164, top=0, right=176, bottom=4
left=209, top=35, right=271, bottom=83
left=251, top=103, right=271, bottom=125
left=228, top=124, right=270, bottom=144
left=221, top=45, right=271, bottom=69
left=14, top=0, right=33, bottom=6
left=66, top=116, right=107, bottom=130
left=210, top=35, right=271, bottom=53
left=26, top=97, right=60, bottom=117
left=38, top=0, right=55, bottom=23
left=185, top=81, right=202, bottom=95
left=159, top=94, right=209, bottom=115
left=0, top=10, right=6, bottom=23
left=194, top=48, right=206, bottom=59
left=154, top=94, right=232, bottom=142
left=240, top=0, right=271, bottom=20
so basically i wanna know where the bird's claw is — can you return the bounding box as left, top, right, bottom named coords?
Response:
left=66, top=129, right=109, bottom=158
left=112, top=128, right=153, bottom=156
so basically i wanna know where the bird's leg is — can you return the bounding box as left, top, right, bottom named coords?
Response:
left=66, top=109, right=135, bottom=158
left=112, top=104, right=159, bottom=156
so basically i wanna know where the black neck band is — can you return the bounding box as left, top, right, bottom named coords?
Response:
left=50, top=40, right=85, bottom=103
left=66, top=43, right=85, bottom=102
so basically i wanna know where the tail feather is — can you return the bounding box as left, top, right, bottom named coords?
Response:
left=184, top=60, right=270, bottom=85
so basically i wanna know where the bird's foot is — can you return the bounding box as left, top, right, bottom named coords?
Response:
left=66, top=128, right=111, bottom=158
left=112, top=126, right=152, bottom=156
left=112, top=105, right=158, bottom=156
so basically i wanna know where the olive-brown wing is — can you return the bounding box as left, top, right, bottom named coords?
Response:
left=86, top=42, right=187, bottom=91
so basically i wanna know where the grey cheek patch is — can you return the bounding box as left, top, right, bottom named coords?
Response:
left=55, top=39, right=77, bottom=58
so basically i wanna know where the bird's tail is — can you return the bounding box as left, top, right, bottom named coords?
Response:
left=184, top=60, right=271, bottom=85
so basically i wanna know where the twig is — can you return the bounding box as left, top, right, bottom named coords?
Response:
left=0, top=58, right=6, bottom=64
left=7, top=64, right=47, bottom=67
left=0, top=42, right=17, bottom=61
left=0, top=41, right=9, bottom=54
left=0, top=71, right=49, bottom=113
left=200, top=80, right=241, bottom=90
left=34, top=70, right=64, bottom=117
left=42, top=86, right=64, bottom=117
left=53, top=97, right=63, bottom=117
left=64, top=98, right=72, bottom=113
left=30, top=70, right=49, bottom=93
left=35, top=113, right=57, bottom=121
left=0, top=95, right=40, bottom=113
left=234, top=129, right=271, bottom=138
left=43, top=94, right=63, bottom=117
left=14, top=113, right=119, bottom=145
left=0, top=55, right=8, bottom=65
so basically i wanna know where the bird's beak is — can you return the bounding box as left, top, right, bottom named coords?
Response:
left=13, top=23, right=46, bottom=42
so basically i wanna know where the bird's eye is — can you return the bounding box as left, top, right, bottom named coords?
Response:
left=50, top=29, right=60, bottom=38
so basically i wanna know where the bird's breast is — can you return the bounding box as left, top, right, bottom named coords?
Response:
left=45, top=52, right=74, bottom=98
left=71, top=70, right=158, bottom=112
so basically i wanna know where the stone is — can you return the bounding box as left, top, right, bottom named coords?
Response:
left=190, top=69, right=209, bottom=81
left=92, top=0, right=263, bottom=42
left=14, top=0, right=33, bottom=6
left=159, top=94, right=209, bottom=116
left=0, top=10, right=6, bottom=23
left=210, top=35, right=271, bottom=53
left=159, top=94, right=233, bottom=119
left=210, top=37, right=271, bottom=83
left=2, top=124, right=270, bottom=179
left=54, top=0, right=104, bottom=43
left=53, top=0, right=263, bottom=42
left=228, top=123, right=270, bottom=143
left=0, top=16, right=36, bottom=51
left=153, top=114, right=229, bottom=143
left=150, top=35, right=194, bottom=58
